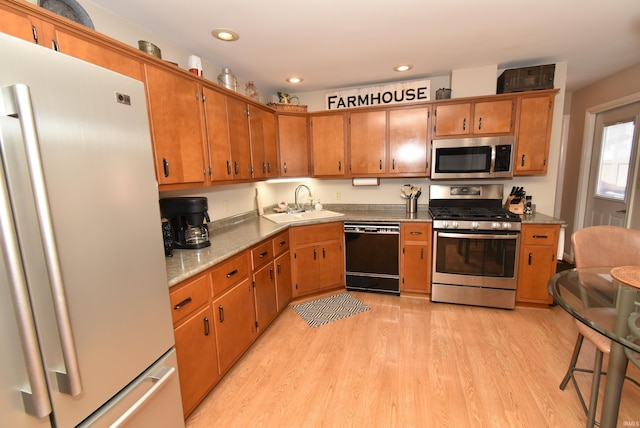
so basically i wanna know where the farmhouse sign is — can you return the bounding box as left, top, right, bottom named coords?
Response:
left=326, top=79, right=430, bottom=110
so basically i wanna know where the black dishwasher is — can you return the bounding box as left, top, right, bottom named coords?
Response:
left=344, top=222, right=400, bottom=295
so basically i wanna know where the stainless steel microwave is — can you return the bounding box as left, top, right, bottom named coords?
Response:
left=430, top=136, right=515, bottom=180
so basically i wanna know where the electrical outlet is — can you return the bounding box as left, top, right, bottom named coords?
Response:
left=223, top=200, right=229, bottom=213
left=335, top=191, right=341, bottom=200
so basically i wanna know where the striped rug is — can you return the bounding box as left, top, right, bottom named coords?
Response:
left=291, top=293, right=370, bottom=328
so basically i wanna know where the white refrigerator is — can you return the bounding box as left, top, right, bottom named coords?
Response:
left=0, top=33, right=184, bottom=427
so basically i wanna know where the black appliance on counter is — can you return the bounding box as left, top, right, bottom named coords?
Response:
left=160, top=197, right=211, bottom=249
left=429, top=184, right=521, bottom=309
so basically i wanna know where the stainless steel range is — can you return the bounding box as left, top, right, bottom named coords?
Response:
left=429, top=184, right=521, bottom=309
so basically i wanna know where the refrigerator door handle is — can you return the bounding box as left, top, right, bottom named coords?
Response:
left=2, top=84, right=83, bottom=396
left=0, top=135, right=52, bottom=418
left=109, top=366, right=177, bottom=428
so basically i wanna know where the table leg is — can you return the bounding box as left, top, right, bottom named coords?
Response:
left=599, top=286, right=636, bottom=428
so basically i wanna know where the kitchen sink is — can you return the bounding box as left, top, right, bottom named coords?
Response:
left=263, top=210, right=345, bottom=224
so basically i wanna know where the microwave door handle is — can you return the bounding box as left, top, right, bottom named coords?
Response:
left=4, top=84, right=83, bottom=396
left=438, top=232, right=517, bottom=240
left=490, top=145, right=496, bottom=174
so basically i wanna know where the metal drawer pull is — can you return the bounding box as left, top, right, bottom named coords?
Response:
left=410, top=231, right=423, bottom=235
left=420, top=248, right=424, bottom=260
left=521, top=154, right=526, bottom=166
left=528, top=252, right=533, bottom=265
left=234, top=161, right=239, bottom=175
left=270, top=268, right=274, bottom=280
left=283, top=162, right=287, bottom=173
left=478, top=117, right=482, bottom=130
left=463, top=118, right=466, bottom=130
left=279, top=240, right=287, bottom=247
left=532, top=235, right=548, bottom=239
left=259, top=251, right=268, bottom=258
left=162, top=158, right=169, bottom=177
left=218, top=305, right=224, bottom=322
left=226, top=160, right=231, bottom=175
left=173, top=297, right=192, bottom=310
left=226, top=269, right=238, bottom=278
left=203, top=317, right=210, bottom=336
left=277, top=262, right=281, bottom=275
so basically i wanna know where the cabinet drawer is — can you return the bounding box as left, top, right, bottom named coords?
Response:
left=402, top=223, right=431, bottom=242
left=211, top=252, right=249, bottom=296
left=251, top=240, right=274, bottom=270
left=170, top=273, right=210, bottom=326
left=292, top=221, right=343, bottom=245
left=272, top=231, right=290, bottom=256
left=522, top=225, right=558, bottom=246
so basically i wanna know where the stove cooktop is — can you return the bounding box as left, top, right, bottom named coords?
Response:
left=428, top=206, right=521, bottom=222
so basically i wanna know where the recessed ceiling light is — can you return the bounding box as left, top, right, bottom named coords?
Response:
left=286, top=77, right=303, bottom=83
left=211, top=28, right=239, bottom=41
left=394, top=64, right=413, bottom=72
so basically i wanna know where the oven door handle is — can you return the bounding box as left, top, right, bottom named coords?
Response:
left=437, top=232, right=518, bottom=240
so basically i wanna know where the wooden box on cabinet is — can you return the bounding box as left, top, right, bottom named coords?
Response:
left=400, top=222, right=432, bottom=294
left=516, top=224, right=560, bottom=307
left=169, top=273, right=219, bottom=417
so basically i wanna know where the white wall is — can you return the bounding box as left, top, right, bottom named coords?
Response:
left=72, top=0, right=567, bottom=221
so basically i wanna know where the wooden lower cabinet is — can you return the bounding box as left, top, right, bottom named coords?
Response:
left=253, top=260, right=278, bottom=332
left=275, top=251, right=292, bottom=311
left=290, top=222, right=345, bottom=297
left=516, top=224, right=560, bottom=306
left=169, top=273, right=219, bottom=417
left=213, top=277, right=256, bottom=374
left=400, top=222, right=432, bottom=294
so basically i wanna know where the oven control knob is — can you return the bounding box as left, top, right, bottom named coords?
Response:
left=492, top=222, right=501, bottom=230
left=470, top=221, right=479, bottom=230
left=451, top=221, right=459, bottom=229
left=503, top=222, right=511, bottom=230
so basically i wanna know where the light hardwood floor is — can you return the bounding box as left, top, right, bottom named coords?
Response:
left=185, top=291, right=640, bottom=428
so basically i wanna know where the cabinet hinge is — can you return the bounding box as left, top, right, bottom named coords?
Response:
left=252, top=281, right=256, bottom=288
left=543, top=158, right=547, bottom=166
left=202, top=92, right=206, bottom=102
left=245, top=109, right=250, bottom=117
left=255, top=320, right=259, bottom=328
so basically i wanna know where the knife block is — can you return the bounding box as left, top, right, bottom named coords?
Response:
left=504, top=196, right=524, bottom=214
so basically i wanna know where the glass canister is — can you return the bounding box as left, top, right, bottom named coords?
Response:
left=217, top=67, right=238, bottom=91
left=245, top=81, right=259, bottom=101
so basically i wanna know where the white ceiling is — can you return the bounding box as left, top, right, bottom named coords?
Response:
left=88, top=0, right=640, bottom=95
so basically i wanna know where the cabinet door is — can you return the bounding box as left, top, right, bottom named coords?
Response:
left=55, top=28, right=143, bottom=80
left=292, top=245, right=320, bottom=297
left=0, top=5, right=42, bottom=44
left=277, top=114, right=310, bottom=177
left=275, top=252, right=292, bottom=311
left=213, top=278, right=256, bottom=374
left=226, top=97, right=253, bottom=180
left=389, top=107, right=430, bottom=175
left=318, top=240, right=344, bottom=289
left=144, top=65, right=206, bottom=186
left=349, top=109, right=387, bottom=175
left=310, top=113, right=346, bottom=176
left=472, top=99, right=514, bottom=134
left=400, top=222, right=432, bottom=293
left=253, top=262, right=278, bottom=332
left=434, top=103, right=471, bottom=136
left=203, top=87, right=233, bottom=181
left=514, top=94, right=554, bottom=175
left=249, top=105, right=277, bottom=178
left=516, top=245, right=556, bottom=304
left=174, top=305, right=219, bottom=416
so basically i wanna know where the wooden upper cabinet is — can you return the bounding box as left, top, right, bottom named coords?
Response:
left=349, top=109, right=387, bottom=175
left=310, top=113, right=347, bottom=177
left=144, top=64, right=206, bottom=187
left=388, top=106, right=430, bottom=175
left=54, top=28, right=143, bottom=81
left=434, top=98, right=514, bottom=137
left=226, top=97, right=253, bottom=180
left=249, top=104, right=277, bottom=179
left=202, top=87, right=233, bottom=182
left=277, top=113, right=310, bottom=177
left=434, top=103, right=471, bottom=136
left=0, top=3, right=43, bottom=43
left=514, top=91, right=556, bottom=176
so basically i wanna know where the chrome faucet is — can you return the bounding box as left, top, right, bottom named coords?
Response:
left=294, top=184, right=312, bottom=211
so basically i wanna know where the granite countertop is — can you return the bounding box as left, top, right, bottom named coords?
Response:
left=164, top=204, right=565, bottom=287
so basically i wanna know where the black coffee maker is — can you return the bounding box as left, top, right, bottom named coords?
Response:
left=159, top=197, right=211, bottom=249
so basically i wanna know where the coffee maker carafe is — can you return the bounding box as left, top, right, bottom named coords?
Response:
left=159, top=197, right=211, bottom=249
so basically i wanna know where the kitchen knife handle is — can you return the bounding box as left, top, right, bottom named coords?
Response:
left=5, top=84, right=82, bottom=396
left=163, top=158, right=170, bottom=177
left=219, top=305, right=225, bottom=322
left=0, top=106, right=52, bottom=417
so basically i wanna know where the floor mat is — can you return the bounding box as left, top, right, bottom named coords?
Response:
left=291, top=293, right=370, bottom=328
